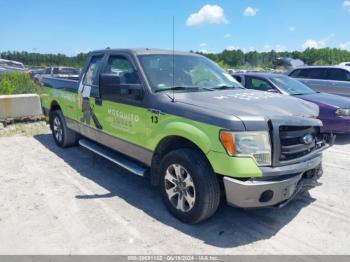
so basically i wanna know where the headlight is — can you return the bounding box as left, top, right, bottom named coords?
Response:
left=335, top=108, right=350, bottom=116
left=219, top=131, right=271, bottom=166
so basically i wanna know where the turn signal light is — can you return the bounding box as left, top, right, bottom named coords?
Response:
left=219, top=131, right=235, bottom=156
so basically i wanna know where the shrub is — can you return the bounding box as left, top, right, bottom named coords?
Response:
left=0, top=72, right=41, bottom=95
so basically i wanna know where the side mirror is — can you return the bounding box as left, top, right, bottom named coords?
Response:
left=99, top=73, right=144, bottom=101
left=100, top=73, right=121, bottom=89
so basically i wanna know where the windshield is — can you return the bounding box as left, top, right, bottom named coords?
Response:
left=138, top=54, right=243, bottom=92
left=269, top=75, right=315, bottom=95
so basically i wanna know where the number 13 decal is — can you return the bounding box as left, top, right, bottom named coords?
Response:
left=151, top=115, right=158, bottom=124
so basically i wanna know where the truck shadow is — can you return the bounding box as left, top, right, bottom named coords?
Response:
left=34, top=134, right=315, bottom=249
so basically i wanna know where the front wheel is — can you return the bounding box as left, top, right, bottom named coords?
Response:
left=160, top=149, right=221, bottom=224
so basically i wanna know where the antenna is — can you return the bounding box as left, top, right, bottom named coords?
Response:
left=171, top=15, right=175, bottom=102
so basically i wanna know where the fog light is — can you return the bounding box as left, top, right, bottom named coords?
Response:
left=259, top=190, right=274, bottom=203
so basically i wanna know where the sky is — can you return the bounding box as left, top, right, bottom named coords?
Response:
left=1, top=0, right=350, bottom=56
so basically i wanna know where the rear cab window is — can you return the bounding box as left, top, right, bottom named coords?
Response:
left=83, top=56, right=104, bottom=86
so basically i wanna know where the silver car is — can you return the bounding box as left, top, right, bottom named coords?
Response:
left=287, top=66, right=350, bottom=97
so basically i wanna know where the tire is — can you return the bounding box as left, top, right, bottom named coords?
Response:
left=50, top=110, right=77, bottom=148
left=160, top=149, right=221, bottom=224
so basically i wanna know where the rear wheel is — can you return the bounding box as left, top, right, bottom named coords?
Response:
left=50, top=110, right=77, bottom=147
left=160, top=149, right=221, bottom=224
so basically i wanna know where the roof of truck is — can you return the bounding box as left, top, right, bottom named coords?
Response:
left=91, top=48, right=201, bottom=56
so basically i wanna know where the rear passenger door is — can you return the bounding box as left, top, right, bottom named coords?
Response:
left=325, top=68, right=350, bottom=97
left=290, top=68, right=328, bottom=93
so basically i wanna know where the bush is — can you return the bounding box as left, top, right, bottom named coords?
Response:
left=0, top=72, right=41, bottom=95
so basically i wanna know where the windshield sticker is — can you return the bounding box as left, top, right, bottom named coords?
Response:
left=214, top=92, right=278, bottom=101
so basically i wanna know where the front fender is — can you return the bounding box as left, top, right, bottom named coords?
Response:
left=148, top=117, right=224, bottom=154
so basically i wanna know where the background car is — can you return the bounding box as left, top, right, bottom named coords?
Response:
left=287, top=66, right=350, bottom=98
left=0, top=58, right=27, bottom=73
left=34, top=66, right=81, bottom=84
left=233, top=72, right=350, bottom=134
left=339, top=62, right=350, bottom=67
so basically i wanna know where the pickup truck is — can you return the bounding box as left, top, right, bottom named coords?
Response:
left=41, top=48, right=334, bottom=224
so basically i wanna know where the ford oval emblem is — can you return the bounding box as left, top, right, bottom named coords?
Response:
left=301, top=134, right=314, bottom=145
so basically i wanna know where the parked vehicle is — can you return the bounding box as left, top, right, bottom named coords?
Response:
left=233, top=73, right=350, bottom=134
left=40, top=48, right=334, bottom=224
left=273, top=57, right=304, bottom=68
left=0, top=58, right=27, bottom=73
left=339, top=62, right=350, bottom=67
left=287, top=66, right=350, bottom=98
left=28, top=67, right=45, bottom=80
left=35, top=66, right=80, bottom=83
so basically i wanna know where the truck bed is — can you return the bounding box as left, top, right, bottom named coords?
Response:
left=41, top=76, right=79, bottom=92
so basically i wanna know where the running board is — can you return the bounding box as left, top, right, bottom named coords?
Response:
left=78, top=138, right=146, bottom=177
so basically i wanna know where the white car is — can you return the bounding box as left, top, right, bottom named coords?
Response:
left=0, top=59, right=27, bottom=73
left=339, top=62, right=350, bottom=67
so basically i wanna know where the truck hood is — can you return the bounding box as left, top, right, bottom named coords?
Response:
left=295, top=92, right=350, bottom=109
left=173, top=89, right=319, bottom=119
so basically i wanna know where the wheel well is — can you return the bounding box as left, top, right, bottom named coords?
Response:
left=50, top=101, right=61, bottom=113
left=49, top=101, right=61, bottom=129
left=150, top=136, right=209, bottom=186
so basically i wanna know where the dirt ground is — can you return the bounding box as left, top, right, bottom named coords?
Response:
left=0, top=124, right=350, bottom=254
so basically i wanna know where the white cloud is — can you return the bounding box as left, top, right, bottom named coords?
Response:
left=243, top=7, right=258, bottom=16
left=302, top=38, right=327, bottom=49
left=302, top=34, right=334, bottom=49
left=226, top=46, right=240, bottom=51
left=343, top=0, right=350, bottom=11
left=288, top=26, right=296, bottom=32
left=199, top=49, right=209, bottom=54
left=302, top=40, right=324, bottom=49
left=340, top=42, right=350, bottom=51
left=263, top=44, right=287, bottom=52
left=199, top=42, right=208, bottom=48
left=186, top=4, right=228, bottom=26
left=225, top=46, right=256, bottom=53
left=224, top=33, right=232, bottom=39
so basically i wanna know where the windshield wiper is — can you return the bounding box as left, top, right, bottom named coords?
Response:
left=211, top=85, right=236, bottom=90
left=155, top=86, right=214, bottom=92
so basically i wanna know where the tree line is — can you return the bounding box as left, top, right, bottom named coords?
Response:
left=1, top=48, right=350, bottom=69
left=200, top=48, right=350, bottom=69
left=0, top=51, right=88, bottom=68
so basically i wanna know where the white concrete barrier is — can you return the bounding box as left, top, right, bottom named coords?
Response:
left=0, top=94, right=42, bottom=120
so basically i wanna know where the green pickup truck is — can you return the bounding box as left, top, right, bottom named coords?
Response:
left=41, top=48, right=334, bottom=224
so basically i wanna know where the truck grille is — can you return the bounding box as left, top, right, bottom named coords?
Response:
left=279, top=126, right=320, bottom=162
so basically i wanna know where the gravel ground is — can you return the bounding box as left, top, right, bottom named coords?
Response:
left=0, top=126, right=350, bottom=254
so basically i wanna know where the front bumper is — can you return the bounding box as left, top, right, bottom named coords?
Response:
left=321, top=117, right=350, bottom=134
left=223, top=155, right=323, bottom=208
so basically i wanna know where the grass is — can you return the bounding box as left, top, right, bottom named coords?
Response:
left=0, top=72, right=41, bottom=95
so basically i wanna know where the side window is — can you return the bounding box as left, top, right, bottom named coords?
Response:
left=246, top=77, right=273, bottom=91
left=290, top=69, right=302, bottom=78
left=305, top=68, right=327, bottom=79
left=83, top=56, right=103, bottom=86
left=327, top=69, right=350, bottom=81
left=104, top=56, right=140, bottom=84
left=233, top=75, right=242, bottom=83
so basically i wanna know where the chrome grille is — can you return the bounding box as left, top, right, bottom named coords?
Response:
left=279, top=126, right=320, bottom=162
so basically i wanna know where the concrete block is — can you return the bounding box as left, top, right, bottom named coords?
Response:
left=0, top=94, right=42, bottom=120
